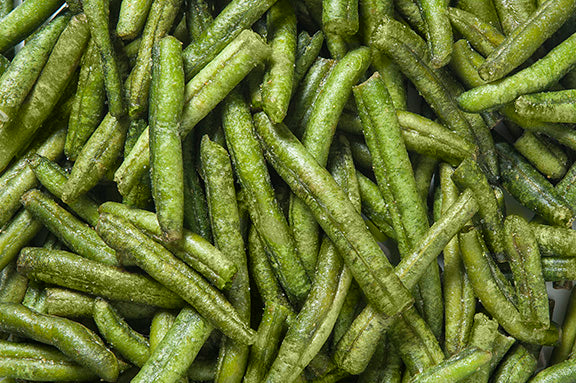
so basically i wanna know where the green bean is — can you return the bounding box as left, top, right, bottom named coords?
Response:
left=261, top=0, right=296, bottom=123
left=254, top=111, right=413, bottom=318
left=18, top=247, right=184, bottom=308
left=409, top=347, right=491, bottom=383
left=96, top=213, right=255, bottom=344
left=356, top=172, right=396, bottom=240
left=93, top=298, right=150, bottom=367
left=182, top=0, right=277, bottom=79
left=128, top=0, right=183, bottom=119
left=243, top=302, right=290, bottom=383
left=448, top=7, right=505, bottom=57
left=133, top=307, right=213, bottom=383
left=551, top=287, right=576, bottom=364
left=492, top=344, right=537, bottom=382
left=117, top=0, right=154, bottom=39
left=114, top=126, right=149, bottom=197
left=293, top=31, right=324, bottom=93
left=186, top=0, right=213, bottom=42
left=459, top=227, right=559, bottom=345
left=0, top=263, right=28, bottom=305
left=420, top=0, right=453, bottom=68
left=505, top=219, right=550, bottom=328
left=371, top=15, right=474, bottom=141
left=62, top=113, right=128, bottom=203
left=0, top=357, right=97, bottom=381
left=291, top=47, right=370, bottom=278
left=497, top=142, right=574, bottom=227
left=439, top=164, right=475, bottom=356
left=358, top=338, right=403, bottom=383
left=470, top=313, right=517, bottom=380
left=247, top=226, right=292, bottom=310
left=372, top=53, right=407, bottom=110
left=0, top=302, right=118, bottom=381
left=515, top=89, right=576, bottom=124
left=530, top=359, right=576, bottom=382
left=0, top=15, right=68, bottom=131
left=452, top=157, right=505, bottom=260
left=83, top=0, right=125, bottom=117
left=530, top=222, right=576, bottom=257
left=149, top=36, right=185, bottom=241
left=0, top=14, right=89, bottom=173
left=21, top=189, right=117, bottom=266
left=354, top=72, right=442, bottom=335
left=0, top=0, right=11, bottom=19
left=223, top=90, right=309, bottom=304
left=182, top=133, right=213, bottom=241
left=200, top=136, right=250, bottom=383
left=492, top=0, right=536, bottom=35
left=264, top=137, right=359, bottom=383
left=65, top=39, right=106, bottom=161
left=322, top=0, right=359, bottom=36
left=514, top=132, right=568, bottom=180
left=0, top=0, right=64, bottom=53
left=0, top=128, right=66, bottom=228
left=542, top=257, right=576, bottom=281
left=28, top=155, right=99, bottom=226
left=458, top=31, right=576, bottom=112
left=456, top=0, right=501, bottom=30
left=0, top=211, right=43, bottom=272
left=394, top=0, right=426, bottom=35
left=481, top=0, right=576, bottom=82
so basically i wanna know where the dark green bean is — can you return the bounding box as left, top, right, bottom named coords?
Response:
left=551, top=286, right=576, bottom=364
left=420, top=0, right=453, bottom=68
left=182, top=0, right=277, bottom=79
left=200, top=136, right=250, bottom=383
left=410, top=347, right=491, bottom=383
left=93, top=298, right=150, bottom=367
left=18, top=247, right=185, bottom=308
left=438, top=164, right=475, bottom=356
left=243, top=302, right=290, bottom=383
left=0, top=211, right=43, bottom=272
left=459, top=227, right=559, bottom=345
left=117, top=0, right=154, bottom=39
left=65, top=39, right=106, bottom=161
left=492, top=0, right=536, bottom=35
left=458, top=32, right=576, bottom=113
left=480, top=0, right=576, bottom=82
left=492, top=344, right=537, bottom=383
left=497, top=142, right=574, bottom=227
left=133, top=307, right=213, bottom=383
left=371, top=15, right=474, bottom=141
left=0, top=128, right=66, bottom=228
left=21, top=189, right=117, bottom=266
left=0, top=14, right=89, bottom=173
left=254, top=111, right=413, bottom=318
left=322, top=0, right=359, bottom=36
left=262, top=0, right=297, bottom=123
left=83, top=0, right=125, bottom=117
left=96, top=213, right=255, bottom=344
left=62, top=113, right=128, bottom=203
left=149, top=35, right=185, bottom=241
left=292, top=31, right=324, bottom=93
left=452, top=157, right=505, bottom=259
left=223, top=89, right=309, bottom=304
left=128, top=0, right=183, bottom=119
left=0, top=302, right=118, bottom=381
left=186, top=0, right=213, bottom=42
left=0, top=15, right=68, bottom=131
left=0, top=0, right=64, bottom=53
left=530, top=359, right=576, bottom=382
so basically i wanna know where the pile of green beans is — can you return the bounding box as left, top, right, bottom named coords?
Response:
left=4, top=0, right=576, bottom=381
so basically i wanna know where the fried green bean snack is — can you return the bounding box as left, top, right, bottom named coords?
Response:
left=410, top=348, right=492, bottom=383
left=17, top=247, right=185, bottom=308
left=150, top=36, right=185, bottom=241
left=0, top=302, right=118, bottom=381
left=96, top=213, right=255, bottom=344
left=515, top=89, right=576, bottom=124
left=117, top=0, right=154, bottom=39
